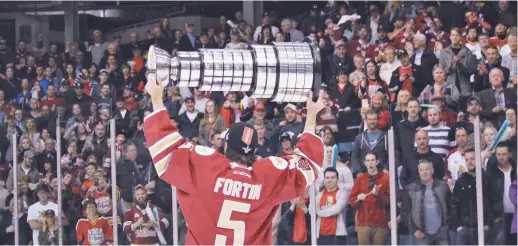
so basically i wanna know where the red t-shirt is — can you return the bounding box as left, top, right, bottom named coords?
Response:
left=319, top=189, right=339, bottom=235
left=75, top=217, right=113, bottom=245
left=143, top=109, right=324, bottom=245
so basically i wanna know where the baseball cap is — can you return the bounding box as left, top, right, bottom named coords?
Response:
left=226, top=122, right=258, bottom=156
left=254, top=103, right=265, bottom=112
left=467, top=95, right=481, bottom=105
left=311, top=4, right=320, bottom=11
left=99, top=69, right=108, bottom=74
left=44, top=209, right=55, bottom=217
left=280, top=133, right=292, bottom=143
left=185, top=96, right=195, bottom=103
left=24, top=150, right=35, bottom=158
left=284, top=103, right=297, bottom=112
left=185, top=22, right=194, bottom=28
left=73, top=80, right=84, bottom=88
left=262, top=12, right=269, bottom=17
left=397, top=49, right=409, bottom=59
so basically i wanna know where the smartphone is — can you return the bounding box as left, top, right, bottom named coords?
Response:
left=94, top=177, right=99, bottom=186
left=444, top=88, right=452, bottom=96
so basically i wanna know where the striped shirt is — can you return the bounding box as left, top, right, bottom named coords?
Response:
left=423, top=125, right=451, bottom=156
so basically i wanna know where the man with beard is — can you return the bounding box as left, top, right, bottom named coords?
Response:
left=324, top=41, right=354, bottom=85
left=347, top=26, right=374, bottom=59
left=425, top=17, right=450, bottom=58
left=123, top=185, right=169, bottom=245
left=489, top=22, right=508, bottom=50
left=270, top=103, right=304, bottom=154
left=14, top=40, right=30, bottom=70
left=373, top=27, right=391, bottom=64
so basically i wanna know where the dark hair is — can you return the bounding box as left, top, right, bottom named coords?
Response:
left=225, top=147, right=256, bottom=167
left=495, top=142, right=509, bottom=151
left=486, top=45, right=499, bottom=51
left=464, top=148, right=475, bottom=155
left=365, top=151, right=378, bottom=160
left=408, top=97, right=420, bottom=105
left=320, top=126, right=336, bottom=146
left=324, top=167, right=339, bottom=179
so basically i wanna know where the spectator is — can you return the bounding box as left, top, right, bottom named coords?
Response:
left=474, top=45, right=511, bottom=91
left=254, top=13, right=279, bottom=42
left=252, top=121, right=274, bottom=158
left=277, top=133, right=294, bottom=156
left=0, top=66, right=21, bottom=102
left=82, top=122, right=108, bottom=161
left=327, top=69, right=360, bottom=112
left=402, top=159, right=451, bottom=245
left=510, top=179, right=517, bottom=244
left=0, top=195, right=30, bottom=245
left=451, top=148, right=488, bottom=245
left=75, top=198, right=113, bottom=245
left=465, top=26, right=483, bottom=59
left=27, top=184, right=67, bottom=245
left=225, top=28, right=248, bottom=49
left=394, top=98, right=428, bottom=164
left=179, top=88, right=208, bottom=115
left=347, top=26, right=374, bottom=59
left=34, top=138, right=57, bottom=173
left=179, top=22, right=199, bottom=52
left=389, top=49, right=425, bottom=98
left=323, top=41, right=354, bottom=85
left=116, top=142, right=146, bottom=212
left=348, top=54, right=366, bottom=87
left=84, top=169, right=119, bottom=219
left=438, top=28, right=477, bottom=103
left=199, top=32, right=217, bottom=49
left=280, top=18, right=305, bottom=42
left=477, top=67, right=517, bottom=128
left=316, top=167, right=348, bottom=245
left=446, top=127, right=471, bottom=187
left=425, top=17, right=450, bottom=58
left=378, top=46, right=401, bottom=87
left=6, top=150, right=39, bottom=193
left=113, top=96, right=133, bottom=135
left=490, top=22, right=509, bottom=50
left=198, top=100, right=226, bottom=146
left=501, top=33, right=516, bottom=86
left=422, top=107, right=451, bottom=157
left=411, top=33, right=438, bottom=87
left=270, top=103, right=303, bottom=154
left=390, top=89, right=411, bottom=126
left=89, top=30, right=108, bottom=66
left=399, top=129, right=445, bottom=187
left=427, top=93, right=457, bottom=127
left=349, top=152, right=390, bottom=245
left=123, top=185, right=169, bottom=245
left=484, top=143, right=516, bottom=245
left=37, top=209, right=60, bottom=245
left=177, top=96, right=203, bottom=142
left=357, top=60, right=388, bottom=103
left=369, top=92, right=390, bottom=130
left=351, top=110, right=388, bottom=176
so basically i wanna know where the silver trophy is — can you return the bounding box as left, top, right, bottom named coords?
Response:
left=146, top=38, right=322, bottom=103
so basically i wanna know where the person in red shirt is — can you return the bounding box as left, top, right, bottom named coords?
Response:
left=289, top=190, right=311, bottom=244
left=143, top=78, right=325, bottom=244
left=349, top=152, right=390, bottom=245
left=389, top=49, right=425, bottom=98
left=347, top=26, right=375, bottom=59
left=40, top=85, right=64, bottom=109
left=489, top=22, right=508, bottom=49
left=123, top=185, right=169, bottom=245
left=220, top=92, right=237, bottom=128
left=76, top=198, right=113, bottom=245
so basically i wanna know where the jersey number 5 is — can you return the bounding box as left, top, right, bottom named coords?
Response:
left=215, top=200, right=251, bottom=245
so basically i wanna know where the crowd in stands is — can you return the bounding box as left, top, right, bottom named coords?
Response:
left=0, top=0, right=516, bottom=245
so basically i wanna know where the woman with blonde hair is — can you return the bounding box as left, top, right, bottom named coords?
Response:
left=391, top=89, right=411, bottom=125
left=38, top=209, right=60, bottom=245
left=22, top=118, right=43, bottom=152
left=17, top=136, right=36, bottom=160
left=198, top=100, right=226, bottom=146
left=480, top=126, right=497, bottom=169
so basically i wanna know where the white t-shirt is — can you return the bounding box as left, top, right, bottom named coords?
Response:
left=500, top=167, right=514, bottom=213
left=447, top=151, right=466, bottom=183
left=27, top=201, right=59, bottom=246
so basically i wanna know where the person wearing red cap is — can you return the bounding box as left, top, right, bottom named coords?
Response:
left=143, top=78, right=325, bottom=244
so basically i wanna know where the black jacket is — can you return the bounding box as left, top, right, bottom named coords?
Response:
left=399, top=150, right=445, bottom=187
left=451, top=172, right=490, bottom=228
left=483, top=159, right=516, bottom=222
left=327, top=82, right=360, bottom=110
left=323, top=54, right=354, bottom=85
left=389, top=64, right=426, bottom=98
left=394, top=117, right=428, bottom=164
left=35, top=149, right=57, bottom=174
left=473, top=64, right=510, bottom=92
left=116, top=159, right=147, bottom=202
left=177, top=111, right=204, bottom=140
left=335, top=109, right=362, bottom=144
left=179, top=34, right=200, bottom=52
left=477, top=87, right=517, bottom=128
left=410, top=49, right=438, bottom=87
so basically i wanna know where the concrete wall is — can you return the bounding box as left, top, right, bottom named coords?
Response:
left=0, top=13, right=50, bottom=48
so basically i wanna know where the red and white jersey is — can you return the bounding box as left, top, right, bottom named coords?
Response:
left=123, top=203, right=169, bottom=245
left=76, top=217, right=113, bottom=245
left=84, top=187, right=120, bottom=217
left=143, top=108, right=324, bottom=245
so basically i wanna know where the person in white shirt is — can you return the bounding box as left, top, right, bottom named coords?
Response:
left=225, top=28, right=248, bottom=49
left=27, top=184, right=67, bottom=246
left=379, top=46, right=401, bottom=85
left=446, top=128, right=470, bottom=186
left=179, top=88, right=209, bottom=115
left=253, top=12, right=279, bottom=42
left=465, top=26, right=483, bottom=60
